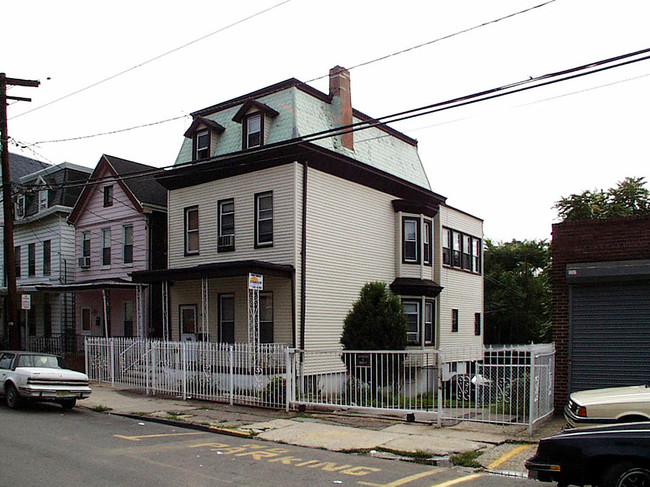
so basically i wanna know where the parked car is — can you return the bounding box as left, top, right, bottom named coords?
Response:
left=526, top=422, right=650, bottom=486
left=0, top=351, right=91, bottom=409
left=565, top=385, right=650, bottom=428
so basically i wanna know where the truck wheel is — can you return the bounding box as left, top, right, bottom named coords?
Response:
left=602, top=462, right=650, bottom=487
left=6, top=383, right=22, bottom=409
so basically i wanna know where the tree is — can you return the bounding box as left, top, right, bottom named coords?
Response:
left=484, top=239, right=551, bottom=344
left=340, top=282, right=407, bottom=389
left=555, top=176, right=650, bottom=222
left=340, top=281, right=407, bottom=351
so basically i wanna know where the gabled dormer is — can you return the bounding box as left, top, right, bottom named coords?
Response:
left=36, top=176, right=49, bottom=212
left=184, top=117, right=225, bottom=161
left=232, top=99, right=279, bottom=150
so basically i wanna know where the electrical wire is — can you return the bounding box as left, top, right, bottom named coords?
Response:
left=9, top=0, right=293, bottom=121
left=14, top=47, right=650, bottom=194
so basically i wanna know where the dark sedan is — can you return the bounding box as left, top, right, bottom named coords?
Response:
left=526, top=422, right=650, bottom=486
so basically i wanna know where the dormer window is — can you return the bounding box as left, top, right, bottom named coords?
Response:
left=232, top=99, right=279, bottom=150
left=194, top=129, right=210, bottom=160
left=38, top=187, right=48, bottom=212
left=245, top=113, right=262, bottom=149
left=183, top=117, right=225, bottom=162
left=15, top=195, right=25, bottom=220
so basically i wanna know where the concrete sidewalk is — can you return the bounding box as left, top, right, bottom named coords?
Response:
left=82, top=382, right=565, bottom=476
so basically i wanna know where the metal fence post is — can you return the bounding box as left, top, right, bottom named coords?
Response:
left=182, top=342, right=187, bottom=400
left=229, top=345, right=234, bottom=406
left=528, top=352, right=537, bottom=434
left=285, top=348, right=291, bottom=412
left=110, top=338, right=115, bottom=388
left=145, top=339, right=150, bottom=395
left=437, top=353, right=443, bottom=427
left=84, top=337, right=89, bottom=376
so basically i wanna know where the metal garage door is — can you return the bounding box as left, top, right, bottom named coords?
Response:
left=570, top=282, right=650, bottom=392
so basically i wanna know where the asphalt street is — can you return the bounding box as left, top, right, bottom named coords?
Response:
left=0, top=402, right=542, bottom=487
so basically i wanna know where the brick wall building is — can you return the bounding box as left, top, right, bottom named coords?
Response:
left=552, top=215, right=650, bottom=411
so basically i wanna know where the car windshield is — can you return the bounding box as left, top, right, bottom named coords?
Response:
left=16, top=355, right=63, bottom=369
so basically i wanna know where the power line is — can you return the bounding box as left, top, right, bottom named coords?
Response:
left=9, top=0, right=293, bottom=121
left=304, top=0, right=558, bottom=83
left=16, top=47, right=650, bottom=194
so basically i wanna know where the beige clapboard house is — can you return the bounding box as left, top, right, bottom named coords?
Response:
left=132, top=67, right=484, bottom=368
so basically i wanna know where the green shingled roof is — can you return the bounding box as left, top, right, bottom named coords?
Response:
left=175, top=79, right=431, bottom=190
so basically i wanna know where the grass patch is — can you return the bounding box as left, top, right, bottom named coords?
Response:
left=450, top=450, right=483, bottom=468
left=91, top=405, right=112, bottom=412
left=130, top=412, right=151, bottom=417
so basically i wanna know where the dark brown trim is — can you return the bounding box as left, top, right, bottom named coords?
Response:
left=402, top=216, right=420, bottom=265
left=184, top=206, right=199, bottom=256
left=390, top=277, right=443, bottom=298
left=183, top=117, right=225, bottom=138
left=131, top=260, right=294, bottom=284
left=232, top=100, right=279, bottom=123
left=254, top=191, right=273, bottom=248
left=157, top=143, right=446, bottom=209
left=392, top=199, right=439, bottom=218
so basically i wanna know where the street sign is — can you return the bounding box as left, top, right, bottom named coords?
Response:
left=21, top=294, right=31, bottom=310
left=248, top=273, right=263, bottom=290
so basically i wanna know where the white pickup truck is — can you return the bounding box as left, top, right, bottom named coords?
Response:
left=0, top=351, right=91, bottom=409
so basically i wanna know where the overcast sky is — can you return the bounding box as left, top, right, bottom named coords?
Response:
left=3, top=0, right=649, bottom=242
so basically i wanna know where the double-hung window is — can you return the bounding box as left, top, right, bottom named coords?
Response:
left=102, top=228, right=111, bottom=266
left=255, top=192, right=273, bottom=247
left=80, top=231, right=91, bottom=268
left=244, top=113, right=262, bottom=149
left=402, top=217, right=419, bottom=263
left=103, top=185, right=114, bottom=207
left=451, top=309, right=459, bottom=333
left=443, top=226, right=482, bottom=274
left=123, top=225, right=133, bottom=264
left=472, top=239, right=482, bottom=272
left=43, top=240, right=51, bottom=276
left=474, top=312, right=481, bottom=336
left=15, top=195, right=25, bottom=220
left=185, top=206, right=199, bottom=255
left=28, top=243, right=36, bottom=277
left=179, top=305, right=197, bottom=337
left=453, top=232, right=462, bottom=268
left=38, top=187, right=48, bottom=212
left=218, top=199, right=235, bottom=252
left=425, top=301, right=434, bottom=345
left=442, top=228, right=451, bottom=266
left=194, top=130, right=210, bottom=160
left=462, top=235, right=472, bottom=270
left=403, top=301, right=420, bottom=345
left=219, top=294, right=235, bottom=343
left=423, top=220, right=432, bottom=266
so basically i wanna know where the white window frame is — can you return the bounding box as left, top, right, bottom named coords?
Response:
left=245, top=113, right=262, bottom=149
left=101, top=228, right=112, bottom=266
left=255, top=192, right=273, bottom=247
left=123, top=225, right=134, bottom=264
left=195, top=129, right=210, bottom=160
left=403, top=300, right=420, bottom=345
left=15, top=195, right=25, bottom=220
left=402, top=218, right=419, bottom=263
left=185, top=206, right=199, bottom=255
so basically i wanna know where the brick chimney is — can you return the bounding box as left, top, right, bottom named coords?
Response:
left=329, top=66, right=354, bottom=151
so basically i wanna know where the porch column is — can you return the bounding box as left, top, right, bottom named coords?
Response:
left=162, top=281, right=169, bottom=340
left=136, top=284, right=145, bottom=338
left=201, top=277, right=209, bottom=341
left=101, top=289, right=109, bottom=338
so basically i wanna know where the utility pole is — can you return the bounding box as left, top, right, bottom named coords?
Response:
left=0, top=73, right=39, bottom=349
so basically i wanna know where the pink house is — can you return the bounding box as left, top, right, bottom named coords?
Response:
left=64, top=155, right=167, bottom=338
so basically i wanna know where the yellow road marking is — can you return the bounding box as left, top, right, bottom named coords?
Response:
left=487, top=444, right=535, bottom=470
left=431, top=473, right=483, bottom=486
left=114, top=432, right=207, bottom=442
left=358, top=468, right=443, bottom=486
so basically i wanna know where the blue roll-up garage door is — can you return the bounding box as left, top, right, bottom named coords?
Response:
left=570, top=282, right=650, bottom=392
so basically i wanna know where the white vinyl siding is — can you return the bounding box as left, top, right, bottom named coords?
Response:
left=302, top=168, right=396, bottom=351
left=437, top=205, right=484, bottom=357
left=167, top=164, right=297, bottom=268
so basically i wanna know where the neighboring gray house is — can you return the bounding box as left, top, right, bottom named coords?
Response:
left=0, top=153, right=53, bottom=345
left=12, top=161, right=92, bottom=350
left=132, top=67, right=484, bottom=369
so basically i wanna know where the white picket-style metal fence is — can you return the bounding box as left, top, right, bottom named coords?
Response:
left=85, top=338, right=288, bottom=408
left=85, top=338, right=554, bottom=431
